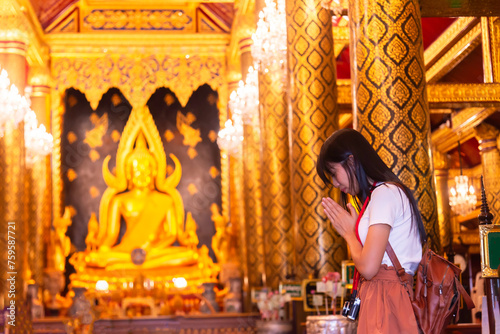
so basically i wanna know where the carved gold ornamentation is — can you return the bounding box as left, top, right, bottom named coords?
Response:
left=177, top=112, right=202, bottom=148
left=84, top=113, right=108, bottom=148
left=427, top=83, right=500, bottom=108
left=82, top=9, right=195, bottom=31
left=426, top=23, right=481, bottom=83
left=482, top=17, right=500, bottom=83
left=348, top=0, right=440, bottom=249
left=475, top=123, right=500, bottom=224
left=339, top=82, right=500, bottom=108
left=286, top=0, right=342, bottom=278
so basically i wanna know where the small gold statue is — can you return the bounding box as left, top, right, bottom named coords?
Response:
left=47, top=207, right=72, bottom=272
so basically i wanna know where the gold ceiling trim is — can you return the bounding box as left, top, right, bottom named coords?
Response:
left=85, top=0, right=234, bottom=5
left=427, top=83, right=500, bottom=108
left=424, top=17, right=479, bottom=70
left=46, top=33, right=229, bottom=56
left=338, top=82, right=500, bottom=108
left=426, top=23, right=482, bottom=83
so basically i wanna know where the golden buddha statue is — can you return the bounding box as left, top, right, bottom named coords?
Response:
left=69, top=106, right=218, bottom=289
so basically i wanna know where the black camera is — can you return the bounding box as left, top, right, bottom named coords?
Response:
left=342, top=290, right=361, bottom=321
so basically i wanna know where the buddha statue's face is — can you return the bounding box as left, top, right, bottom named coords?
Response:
left=130, top=157, right=156, bottom=189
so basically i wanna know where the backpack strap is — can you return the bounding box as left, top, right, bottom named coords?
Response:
left=385, top=242, right=406, bottom=278
left=456, top=277, right=475, bottom=309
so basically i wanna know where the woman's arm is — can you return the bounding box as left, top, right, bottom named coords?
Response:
left=322, top=197, right=390, bottom=280
left=344, top=224, right=390, bottom=280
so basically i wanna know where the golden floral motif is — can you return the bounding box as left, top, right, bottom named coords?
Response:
left=83, top=9, right=193, bottom=31
left=84, top=113, right=108, bottom=148
left=209, top=166, right=220, bottom=179
left=187, top=148, right=198, bottom=159
left=188, top=183, right=198, bottom=195
left=111, top=130, right=121, bottom=143
left=164, top=129, right=175, bottom=142
left=208, top=130, right=217, bottom=143
left=67, top=169, right=77, bottom=182
left=89, top=149, right=100, bottom=162
left=67, top=131, right=78, bottom=144
left=177, top=112, right=202, bottom=148
left=89, top=186, right=100, bottom=199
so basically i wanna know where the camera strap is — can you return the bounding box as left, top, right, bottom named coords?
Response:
left=352, top=182, right=378, bottom=292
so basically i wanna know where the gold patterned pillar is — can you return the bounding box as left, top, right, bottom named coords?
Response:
left=285, top=0, right=342, bottom=277
left=432, top=147, right=452, bottom=249
left=481, top=17, right=500, bottom=83
left=475, top=123, right=500, bottom=224
left=348, top=0, right=440, bottom=249
left=240, top=48, right=265, bottom=303
left=0, top=2, right=31, bottom=331
left=26, top=71, right=52, bottom=286
left=259, top=71, right=294, bottom=288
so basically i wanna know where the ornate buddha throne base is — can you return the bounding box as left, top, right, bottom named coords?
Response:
left=70, top=264, right=218, bottom=292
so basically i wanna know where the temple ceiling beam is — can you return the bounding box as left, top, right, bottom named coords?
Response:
left=337, top=83, right=500, bottom=109
left=426, top=23, right=482, bottom=84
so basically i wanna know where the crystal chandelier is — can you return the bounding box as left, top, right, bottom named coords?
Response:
left=449, top=141, right=476, bottom=216
left=24, top=109, right=54, bottom=166
left=217, top=118, right=243, bottom=156
left=0, top=68, right=30, bottom=136
left=251, top=0, right=287, bottom=76
left=228, top=66, right=259, bottom=126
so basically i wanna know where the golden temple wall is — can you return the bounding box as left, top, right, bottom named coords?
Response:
left=285, top=0, right=345, bottom=277
left=348, top=0, right=440, bottom=249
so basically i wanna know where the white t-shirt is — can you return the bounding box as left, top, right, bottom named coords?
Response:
left=357, top=183, right=422, bottom=275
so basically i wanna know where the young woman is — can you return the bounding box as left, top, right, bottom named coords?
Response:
left=316, top=128, right=426, bottom=333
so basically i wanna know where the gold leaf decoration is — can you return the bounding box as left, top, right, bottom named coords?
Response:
left=164, top=93, right=175, bottom=106
left=67, top=131, right=78, bottom=144
left=67, top=168, right=77, bottom=182
left=84, top=113, right=108, bottom=148
left=209, top=166, right=220, bottom=179
left=188, top=183, right=198, bottom=195
left=208, top=130, right=217, bottom=143
left=164, top=129, right=175, bottom=142
left=187, top=147, right=198, bottom=159
left=89, top=186, right=100, bottom=199
left=111, top=130, right=121, bottom=143
left=177, top=112, right=202, bottom=148
left=89, top=149, right=100, bottom=162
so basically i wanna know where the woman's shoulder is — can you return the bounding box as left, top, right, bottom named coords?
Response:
left=372, top=183, right=408, bottom=202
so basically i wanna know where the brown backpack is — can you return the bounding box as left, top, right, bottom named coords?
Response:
left=386, top=243, right=475, bottom=334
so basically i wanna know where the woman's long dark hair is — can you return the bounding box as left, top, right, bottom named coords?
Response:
left=316, top=128, right=427, bottom=243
